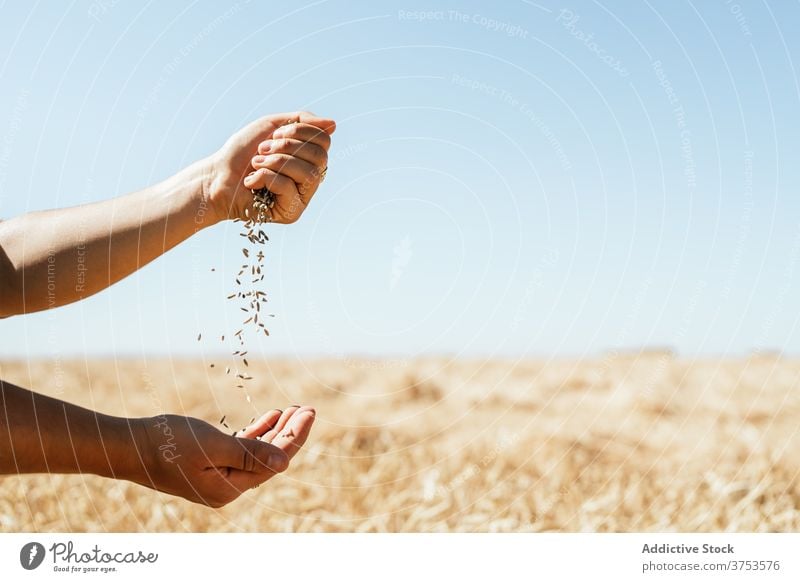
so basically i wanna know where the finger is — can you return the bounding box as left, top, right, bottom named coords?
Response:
left=250, top=154, right=324, bottom=199
left=266, top=111, right=336, bottom=135
left=214, top=434, right=289, bottom=474
left=262, top=123, right=331, bottom=152
left=256, top=138, right=328, bottom=168
left=236, top=409, right=282, bottom=439
left=262, top=405, right=301, bottom=442
left=242, top=168, right=305, bottom=223
left=243, top=167, right=297, bottom=195
left=270, top=407, right=316, bottom=461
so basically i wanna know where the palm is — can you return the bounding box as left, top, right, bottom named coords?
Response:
left=140, top=406, right=315, bottom=507
left=236, top=405, right=315, bottom=457
left=210, top=116, right=285, bottom=220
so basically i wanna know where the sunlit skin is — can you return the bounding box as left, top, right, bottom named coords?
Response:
left=0, top=111, right=335, bottom=506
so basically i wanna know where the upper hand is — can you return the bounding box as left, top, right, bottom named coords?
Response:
left=204, top=111, right=336, bottom=224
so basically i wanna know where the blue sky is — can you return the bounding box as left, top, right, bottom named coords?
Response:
left=0, top=0, right=798, bottom=359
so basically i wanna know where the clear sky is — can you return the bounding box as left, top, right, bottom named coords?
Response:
left=0, top=0, right=798, bottom=359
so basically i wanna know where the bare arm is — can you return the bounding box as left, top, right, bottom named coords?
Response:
left=0, top=160, right=212, bottom=316
left=0, top=377, right=144, bottom=479
left=0, top=111, right=335, bottom=318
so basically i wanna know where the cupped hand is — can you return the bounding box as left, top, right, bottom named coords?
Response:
left=135, top=406, right=316, bottom=507
left=204, top=111, right=336, bottom=224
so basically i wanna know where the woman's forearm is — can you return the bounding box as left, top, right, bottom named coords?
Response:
left=0, top=111, right=335, bottom=318
left=0, top=158, right=217, bottom=317
left=0, top=378, right=145, bottom=481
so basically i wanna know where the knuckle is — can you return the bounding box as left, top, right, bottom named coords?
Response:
left=280, top=124, right=298, bottom=138
left=266, top=173, right=283, bottom=190
left=276, top=153, right=294, bottom=167
left=296, top=141, right=323, bottom=162
left=265, top=153, right=291, bottom=169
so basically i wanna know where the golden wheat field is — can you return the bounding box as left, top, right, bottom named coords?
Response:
left=0, top=354, right=798, bottom=532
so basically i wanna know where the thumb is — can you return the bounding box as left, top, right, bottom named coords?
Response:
left=264, top=110, right=336, bottom=134
left=214, top=434, right=289, bottom=474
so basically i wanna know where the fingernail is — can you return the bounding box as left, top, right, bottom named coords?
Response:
left=262, top=141, right=272, bottom=153
left=253, top=155, right=265, bottom=164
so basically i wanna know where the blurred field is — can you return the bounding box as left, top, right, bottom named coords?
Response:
left=1, top=354, right=799, bottom=532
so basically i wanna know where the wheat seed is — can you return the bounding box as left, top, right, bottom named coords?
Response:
left=214, top=187, right=278, bottom=423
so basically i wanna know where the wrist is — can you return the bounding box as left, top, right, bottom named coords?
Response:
left=199, top=151, right=235, bottom=226
left=177, top=156, right=224, bottom=229
left=97, top=415, right=151, bottom=485
left=154, top=155, right=224, bottom=231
